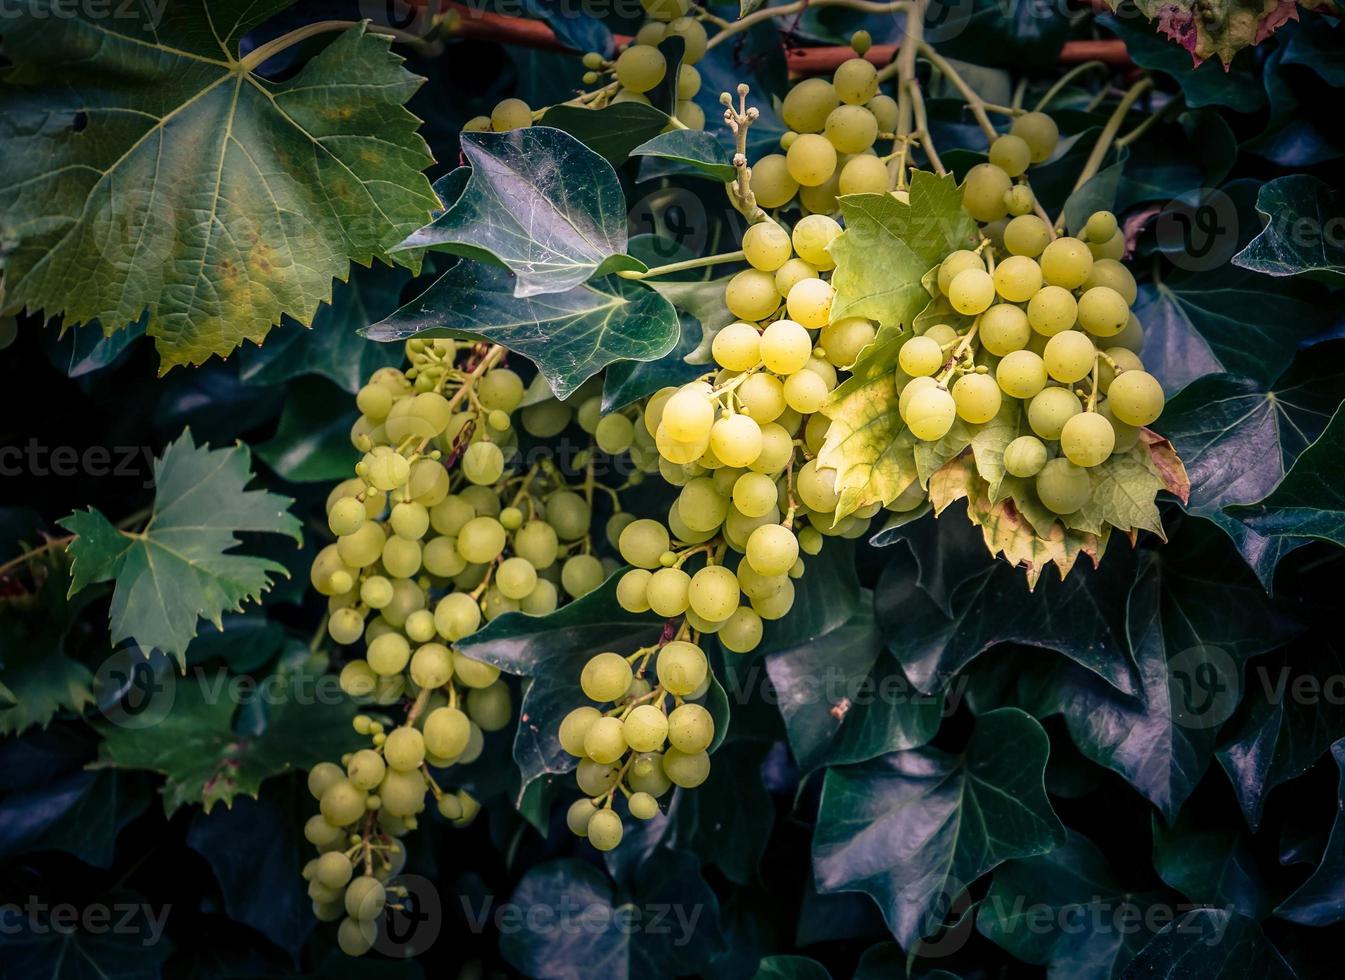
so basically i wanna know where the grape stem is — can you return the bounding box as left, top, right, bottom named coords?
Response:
left=1055, top=76, right=1153, bottom=233
left=915, top=42, right=999, bottom=143
left=936, top=316, right=982, bottom=387
left=1033, top=60, right=1109, bottom=113
left=617, top=249, right=747, bottom=280
left=0, top=505, right=152, bottom=580
left=1032, top=198, right=1060, bottom=242
left=1115, top=95, right=1182, bottom=148
left=720, top=85, right=772, bottom=226
left=1087, top=358, right=1101, bottom=412
left=704, top=0, right=909, bottom=51
left=236, top=19, right=440, bottom=73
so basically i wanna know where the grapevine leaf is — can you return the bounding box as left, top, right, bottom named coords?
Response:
left=394, top=128, right=639, bottom=295
left=1228, top=402, right=1345, bottom=549
left=0, top=11, right=437, bottom=368
left=1232, top=175, right=1345, bottom=286
left=455, top=575, right=664, bottom=817
left=1217, top=638, right=1345, bottom=830
left=977, top=831, right=1165, bottom=978
left=42, top=318, right=146, bottom=379
left=0, top=906, right=172, bottom=979
left=255, top=378, right=359, bottom=484
left=239, top=263, right=410, bottom=393
left=1099, top=12, right=1266, bottom=109
left=1059, top=523, right=1300, bottom=821
left=1058, top=442, right=1172, bottom=539
left=1114, top=0, right=1302, bottom=68
left=541, top=103, right=671, bottom=167
left=812, top=708, right=1065, bottom=949
left=1274, top=738, right=1345, bottom=925
left=632, top=131, right=737, bottom=183
left=366, top=261, right=680, bottom=399
left=58, top=431, right=302, bottom=666
left=93, top=668, right=362, bottom=815
left=1121, top=909, right=1295, bottom=978
left=1158, top=349, right=1345, bottom=585
left=829, top=172, right=979, bottom=331
left=1151, top=805, right=1270, bottom=919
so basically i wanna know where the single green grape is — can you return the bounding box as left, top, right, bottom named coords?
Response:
left=1036, top=457, right=1092, bottom=514
left=1003, top=435, right=1049, bottom=478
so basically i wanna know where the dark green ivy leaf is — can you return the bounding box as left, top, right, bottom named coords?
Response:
left=543, top=103, right=671, bottom=166
left=632, top=130, right=737, bottom=183
left=1232, top=175, right=1345, bottom=286
left=1274, top=738, right=1345, bottom=926
left=1119, top=908, right=1295, bottom=979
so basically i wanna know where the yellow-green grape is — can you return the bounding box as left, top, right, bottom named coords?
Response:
left=1004, top=435, right=1049, bottom=478
left=1076, top=286, right=1129, bottom=337
left=665, top=16, right=707, bottom=62
left=656, top=640, right=709, bottom=696
left=687, top=564, right=739, bottom=622
left=561, top=554, right=604, bottom=598
left=1027, top=387, right=1083, bottom=440
left=792, top=214, right=842, bottom=269
left=615, top=44, right=666, bottom=92
left=783, top=370, right=829, bottom=414
left=743, top=222, right=793, bottom=272
left=667, top=703, right=714, bottom=754
left=988, top=134, right=1031, bottom=177
left=1084, top=210, right=1118, bottom=243
left=726, top=268, right=782, bottom=321
left=607, top=512, right=638, bottom=549
left=559, top=706, right=601, bottom=756
left=624, top=704, right=670, bottom=753
left=938, top=251, right=984, bottom=295
left=434, top=591, right=481, bottom=642
left=384, top=726, right=425, bottom=772
left=904, top=385, right=957, bottom=441
left=752, top=421, right=795, bottom=472
left=1040, top=237, right=1094, bottom=289
left=796, top=458, right=841, bottom=513
left=1005, top=184, right=1036, bottom=217
left=719, top=605, right=764, bottom=653
left=678, top=63, right=702, bottom=99
left=833, top=57, right=878, bottom=104
left=786, top=133, right=838, bottom=187
left=429, top=495, right=473, bottom=536
left=824, top=104, right=878, bottom=153
left=962, top=163, right=1012, bottom=222
left=309, top=761, right=345, bottom=801
left=520, top=399, right=571, bottom=437
left=356, top=382, right=394, bottom=422
left=328, top=497, right=366, bottom=537
left=363, top=445, right=411, bottom=491
left=618, top=518, right=672, bottom=569
left=320, top=779, right=367, bottom=826
left=581, top=651, right=634, bottom=702
left=367, top=633, right=410, bottom=676
left=567, top=797, right=598, bottom=836
left=617, top=568, right=652, bottom=613
left=346, top=875, right=387, bottom=922
left=1098, top=401, right=1142, bottom=453
left=710, top=414, right=763, bottom=468
left=339, top=660, right=377, bottom=698
left=456, top=516, right=506, bottom=563
left=490, top=556, right=533, bottom=601
left=642, top=0, right=689, bottom=20
left=456, top=651, right=501, bottom=689
left=1098, top=346, right=1144, bottom=393
left=867, top=93, right=898, bottom=131
left=463, top=115, right=491, bottom=133
left=994, top=255, right=1043, bottom=303
left=581, top=51, right=604, bottom=70
left=786, top=277, right=834, bottom=328
left=899, top=336, right=944, bottom=377
left=948, top=268, right=996, bottom=315
left=1036, top=458, right=1092, bottom=514
left=656, top=426, right=709, bottom=466
left=1106, top=370, right=1164, bottom=426
left=410, top=642, right=453, bottom=689
left=676, top=99, right=705, bottom=129
left=662, top=747, right=710, bottom=788
left=761, top=318, right=814, bottom=374
left=510, top=522, right=556, bottom=573
left=583, top=716, right=628, bottom=764
left=328, top=607, right=365, bottom=645
left=839, top=154, right=889, bottom=195
left=979, top=304, right=1030, bottom=356
left=576, top=757, right=621, bottom=796
left=780, top=131, right=799, bottom=150
left=1043, top=331, right=1096, bottom=384
left=1011, top=111, right=1059, bottom=163
left=460, top=441, right=504, bottom=488
left=314, top=851, right=355, bottom=892
left=775, top=257, right=818, bottom=297
left=404, top=609, right=437, bottom=644
left=746, top=523, right=799, bottom=577
left=547, top=490, right=591, bottom=541
left=751, top=154, right=800, bottom=208
left=587, top=809, right=623, bottom=851
left=661, top=385, right=714, bottom=443
left=338, top=916, right=376, bottom=957
left=678, top=478, right=729, bottom=533
left=1084, top=258, right=1138, bottom=305
left=952, top=373, right=1002, bottom=423
left=713, top=322, right=762, bottom=371
left=1060, top=411, right=1116, bottom=467
left=629, top=791, right=660, bottom=820
left=1089, top=230, right=1127, bottom=261
left=336, top=522, right=385, bottom=569
left=820, top=316, right=875, bottom=367
left=799, top=171, right=840, bottom=215
left=750, top=581, right=796, bottom=622
left=782, top=77, right=840, bottom=133
left=1027, top=285, right=1079, bottom=336
left=490, top=98, right=532, bottom=132
left=647, top=567, right=691, bottom=616
left=596, top=413, right=635, bottom=455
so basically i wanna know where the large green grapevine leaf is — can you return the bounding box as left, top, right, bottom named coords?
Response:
left=1233, top=175, right=1345, bottom=286
left=1274, top=738, right=1345, bottom=925
left=94, top=668, right=361, bottom=814
left=59, top=431, right=302, bottom=666
left=366, top=261, right=680, bottom=399
left=812, top=708, right=1065, bottom=949
left=1122, top=909, right=1295, bottom=978
left=0, top=7, right=436, bottom=368
left=394, top=128, right=639, bottom=295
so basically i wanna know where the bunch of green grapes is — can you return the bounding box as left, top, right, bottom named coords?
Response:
left=558, top=636, right=717, bottom=850
left=463, top=97, right=535, bottom=134
left=749, top=39, right=898, bottom=215
left=894, top=115, right=1165, bottom=517
left=572, top=0, right=707, bottom=129
left=307, top=342, right=650, bottom=953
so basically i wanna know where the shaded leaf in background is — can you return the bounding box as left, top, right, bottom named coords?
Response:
left=1233, top=175, right=1345, bottom=286
left=1274, top=738, right=1345, bottom=926
left=1119, top=908, right=1294, bottom=979
left=753, top=956, right=832, bottom=980
left=0, top=899, right=172, bottom=979
left=42, top=317, right=146, bottom=379
left=256, top=377, right=359, bottom=484
left=542, top=103, right=671, bottom=167
left=1151, top=804, right=1269, bottom=920
left=666, top=740, right=775, bottom=886
left=0, top=766, right=151, bottom=869
left=1100, top=13, right=1264, bottom=112
left=632, top=130, right=737, bottom=183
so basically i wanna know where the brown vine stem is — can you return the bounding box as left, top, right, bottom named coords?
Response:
left=0, top=505, right=153, bottom=579
left=1055, top=76, right=1153, bottom=233
left=915, top=41, right=999, bottom=143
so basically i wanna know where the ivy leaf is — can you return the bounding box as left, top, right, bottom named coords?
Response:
left=0, top=11, right=436, bottom=368
left=753, top=957, right=832, bottom=980
left=1275, top=738, right=1345, bottom=926
left=1099, top=13, right=1265, bottom=110
left=255, top=378, right=358, bottom=484
left=812, top=708, right=1065, bottom=949
left=653, top=276, right=737, bottom=368
left=0, top=898, right=173, bottom=979
left=977, top=831, right=1166, bottom=978
left=1232, top=175, right=1345, bottom=286
left=1151, top=804, right=1270, bottom=920
left=58, top=431, right=302, bottom=667
left=1158, top=349, right=1345, bottom=585
left=1121, top=909, right=1295, bottom=978
left=829, top=173, right=979, bottom=331
left=542, top=103, right=671, bottom=166
left=632, top=131, right=737, bottom=183
left=366, top=260, right=679, bottom=399
left=239, top=263, right=410, bottom=393
left=1229, top=403, right=1345, bottom=551
left=665, top=740, right=775, bottom=886
left=395, top=128, right=639, bottom=296
left=601, top=301, right=706, bottom=412
left=93, top=668, right=362, bottom=815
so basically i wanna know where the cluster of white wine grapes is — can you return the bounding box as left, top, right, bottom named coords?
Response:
left=575, top=0, right=707, bottom=128
left=750, top=40, right=897, bottom=215
left=306, top=342, right=644, bottom=954
left=896, top=115, right=1165, bottom=514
